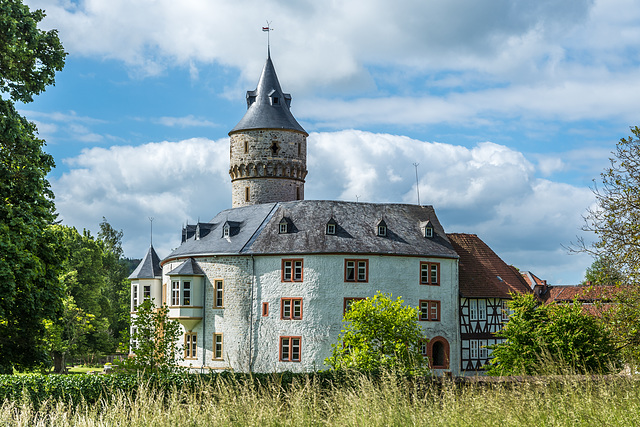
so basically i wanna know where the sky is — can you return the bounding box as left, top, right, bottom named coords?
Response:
left=19, top=0, right=640, bottom=285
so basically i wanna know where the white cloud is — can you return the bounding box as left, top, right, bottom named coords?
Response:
left=152, top=115, right=217, bottom=128
left=51, top=130, right=595, bottom=284
left=25, top=0, right=640, bottom=129
left=51, top=137, right=231, bottom=258
left=307, top=130, right=594, bottom=283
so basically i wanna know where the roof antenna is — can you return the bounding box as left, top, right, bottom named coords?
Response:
left=148, top=217, right=154, bottom=247
left=262, top=21, right=273, bottom=57
left=413, top=163, right=421, bottom=205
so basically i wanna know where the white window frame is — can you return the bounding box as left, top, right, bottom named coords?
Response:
left=171, top=281, right=180, bottom=306
left=469, top=299, right=478, bottom=321
left=478, top=299, right=486, bottom=321
left=470, top=340, right=479, bottom=359
left=132, top=284, right=138, bottom=310
left=479, top=339, right=488, bottom=359
left=182, top=281, right=191, bottom=306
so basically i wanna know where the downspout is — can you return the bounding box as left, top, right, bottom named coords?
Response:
left=248, top=254, right=256, bottom=372
left=201, top=275, right=206, bottom=373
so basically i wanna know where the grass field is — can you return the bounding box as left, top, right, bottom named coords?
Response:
left=1, top=372, right=639, bottom=426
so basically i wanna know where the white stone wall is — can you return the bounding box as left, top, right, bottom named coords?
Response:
left=169, top=253, right=460, bottom=374
left=163, top=256, right=254, bottom=371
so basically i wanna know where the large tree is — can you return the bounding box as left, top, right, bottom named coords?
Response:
left=0, top=0, right=66, bottom=373
left=578, top=126, right=640, bottom=283
left=325, top=292, right=428, bottom=374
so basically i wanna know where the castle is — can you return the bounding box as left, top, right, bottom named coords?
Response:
left=129, top=52, right=531, bottom=375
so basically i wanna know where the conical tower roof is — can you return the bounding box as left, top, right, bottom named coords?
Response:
left=128, top=245, right=162, bottom=280
left=229, top=54, right=307, bottom=135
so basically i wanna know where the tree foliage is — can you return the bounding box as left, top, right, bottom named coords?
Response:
left=44, top=297, right=95, bottom=373
left=325, top=292, right=427, bottom=374
left=0, top=0, right=66, bottom=374
left=0, top=0, right=66, bottom=103
left=577, top=126, right=640, bottom=284
left=487, top=293, right=619, bottom=376
left=50, top=221, right=131, bottom=363
left=126, top=300, right=182, bottom=373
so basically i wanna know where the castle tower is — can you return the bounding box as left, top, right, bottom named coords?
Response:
left=228, top=52, right=308, bottom=208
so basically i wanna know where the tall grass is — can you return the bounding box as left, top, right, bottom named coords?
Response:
left=2, top=372, right=640, bottom=426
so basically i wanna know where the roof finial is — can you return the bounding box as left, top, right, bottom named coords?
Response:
left=413, top=163, right=421, bottom=205
left=262, top=21, right=273, bottom=57
left=148, top=217, right=154, bottom=247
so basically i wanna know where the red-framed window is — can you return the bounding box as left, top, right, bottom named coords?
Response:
left=280, top=336, right=301, bottom=362
left=420, top=262, right=440, bottom=285
left=282, top=259, right=303, bottom=282
left=419, top=300, right=441, bottom=321
left=343, top=297, right=365, bottom=315
left=281, top=298, right=303, bottom=320
left=345, top=259, right=368, bottom=282
left=262, top=302, right=269, bottom=317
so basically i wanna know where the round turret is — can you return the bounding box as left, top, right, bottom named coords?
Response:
left=229, top=54, right=308, bottom=207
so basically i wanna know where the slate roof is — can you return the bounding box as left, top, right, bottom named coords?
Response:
left=128, top=245, right=162, bottom=279
left=167, top=258, right=205, bottom=276
left=164, top=200, right=458, bottom=262
left=166, top=203, right=279, bottom=259
left=229, top=54, right=307, bottom=135
left=251, top=201, right=457, bottom=257
left=447, top=233, right=530, bottom=298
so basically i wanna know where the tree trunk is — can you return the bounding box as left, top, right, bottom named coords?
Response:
left=53, top=351, right=66, bottom=374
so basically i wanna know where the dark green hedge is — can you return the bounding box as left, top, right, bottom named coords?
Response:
left=0, top=370, right=402, bottom=406
left=0, top=370, right=503, bottom=408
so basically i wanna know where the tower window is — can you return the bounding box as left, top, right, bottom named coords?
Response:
left=297, top=142, right=301, bottom=156
left=270, top=141, right=280, bottom=155
left=245, top=187, right=250, bottom=202
left=244, top=141, right=248, bottom=153
left=296, top=187, right=301, bottom=200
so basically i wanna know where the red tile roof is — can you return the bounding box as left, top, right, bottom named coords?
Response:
left=520, top=270, right=546, bottom=289
left=447, top=233, right=531, bottom=298
left=541, top=285, right=619, bottom=303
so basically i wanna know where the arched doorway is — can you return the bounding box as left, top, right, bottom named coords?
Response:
left=428, top=336, right=450, bottom=369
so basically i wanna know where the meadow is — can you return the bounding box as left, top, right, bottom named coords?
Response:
left=1, top=372, right=639, bottom=426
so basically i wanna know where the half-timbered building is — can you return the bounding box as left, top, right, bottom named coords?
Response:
left=447, top=233, right=531, bottom=373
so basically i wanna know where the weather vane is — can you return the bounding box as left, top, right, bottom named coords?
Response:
left=262, top=21, right=274, bottom=53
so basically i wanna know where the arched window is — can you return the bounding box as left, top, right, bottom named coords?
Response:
left=427, top=336, right=450, bottom=369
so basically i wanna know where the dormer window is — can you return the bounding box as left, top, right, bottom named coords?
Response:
left=377, top=220, right=387, bottom=237
left=279, top=218, right=288, bottom=234
left=272, top=96, right=279, bottom=105
left=425, top=226, right=434, bottom=238
left=223, top=225, right=230, bottom=237
left=326, top=218, right=337, bottom=235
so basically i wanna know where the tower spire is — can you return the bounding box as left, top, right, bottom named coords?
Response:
left=262, top=22, right=273, bottom=58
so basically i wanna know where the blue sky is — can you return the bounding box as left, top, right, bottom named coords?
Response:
left=21, top=0, right=640, bottom=285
